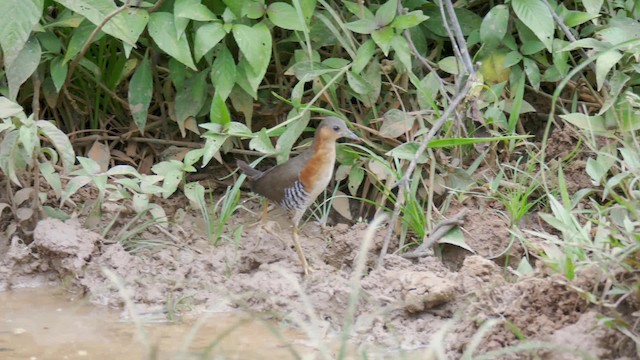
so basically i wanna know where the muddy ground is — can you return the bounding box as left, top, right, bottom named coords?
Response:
left=0, top=190, right=636, bottom=359
left=0, top=126, right=637, bottom=359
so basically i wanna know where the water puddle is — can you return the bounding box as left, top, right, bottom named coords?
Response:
left=0, top=287, right=306, bottom=359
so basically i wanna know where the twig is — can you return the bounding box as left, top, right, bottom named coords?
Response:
left=401, top=208, right=469, bottom=259
left=377, top=76, right=476, bottom=268
left=63, top=0, right=133, bottom=92
left=442, top=0, right=474, bottom=74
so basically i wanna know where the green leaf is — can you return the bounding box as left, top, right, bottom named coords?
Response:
left=348, top=166, right=364, bottom=196
left=49, top=56, right=67, bottom=93
left=128, top=54, right=153, bottom=133
left=63, top=20, right=105, bottom=64
left=523, top=57, right=540, bottom=91
left=380, top=109, right=415, bottom=138
left=387, top=142, right=428, bottom=163
left=595, top=50, right=622, bottom=91
left=391, top=10, right=428, bottom=30
left=375, top=0, right=398, bottom=27
left=209, top=92, right=231, bottom=126
left=36, top=120, right=76, bottom=173
left=201, top=133, right=228, bottom=167
left=175, top=0, right=217, bottom=21
left=347, top=71, right=374, bottom=96
left=563, top=10, right=599, bottom=27
left=148, top=12, right=196, bottom=70
left=560, top=113, right=608, bottom=132
left=299, top=0, right=317, bottom=22
left=0, top=0, right=43, bottom=67
left=243, top=1, right=266, bottom=19
left=175, top=72, right=208, bottom=131
left=371, top=26, right=394, bottom=56
left=249, top=128, right=276, bottom=154
left=54, top=0, right=148, bottom=46
left=194, top=22, right=226, bottom=62
left=423, top=6, right=481, bottom=37
left=0, top=97, right=24, bottom=118
left=0, top=131, right=21, bottom=185
left=438, top=56, right=461, bottom=75
left=352, top=39, right=376, bottom=74
left=7, top=37, right=41, bottom=101
left=210, top=45, right=236, bottom=101
left=232, top=23, right=272, bottom=75
left=480, top=5, right=509, bottom=49
left=276, top=112, right=310, bottom=163
left=439, top=227, right=475, bottom=253
left=511, top=0, right=554, bottom=51
left=582, top=0, right=603, bottom=15
left=267, top=2, right=305, bottom=31
left=344, top=18, right=378, bottom=34
left=286, top=61, right=338, bottom=81
left=391, top=35, right=411, bottom=71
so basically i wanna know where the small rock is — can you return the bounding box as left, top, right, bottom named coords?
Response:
left=400, top=271, right=457, bottom=313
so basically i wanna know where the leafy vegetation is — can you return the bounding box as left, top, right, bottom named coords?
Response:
left=1, top=0, right=640, bottom=355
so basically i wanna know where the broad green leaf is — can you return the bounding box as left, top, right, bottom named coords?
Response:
left=0, top=97, right=24, bottom=119
left=194, top=22, right=226, bottom=62
left=352, top=39, right=376, bottom=74
left=386, top=142, right=428, bottom=163
left=391, top=10, right=429, bottom=30
left=175, top=72, right=208, bottom=132
left=40, top=161, right=63, bottom=198
left=37, top=120, right=76, bottom=173
left=267, top=2, right=305, bottom=31
left=210, top=45, right=236, bottom=101
left=209, top=92, right=231, bottom=126
left=0, top=0, right=43, bottom=67
left=286, top=61, right=338, bottom=81
left=54, top=0, right=148, bottom=46
left=371, top=26, right=394, bottom=56
left=235, top=57, right=264, bottom=99
left=586, top=155, right=614, bottom=183
left=148, top=12, right=196, bottom=70
left=595, top=50, right=622, bottom=91
left=563, top=10, right=599, bottom=27
left=375, top=0, right=398, bottom=27
left=7, top=37, right=41, bottom=100
left=523, top=57, right=540, bottom=90
left=243, top=1, right=266, bottom=19
left=423, top=6, right=481, bottom=37
left=222, top=0, right=249, bottom=17
left=347, top=71, right=374, bottom=96
left=128, top=54, right=153, bottom=133
left=249, top=128, right=276, bottom=154
left=344, top=1, right=374, bottom=19
left=299, top=0, right=317, bottom=22
left=598, top=71, right=629, bottom=115
left=439, top=227, right=475, bottom=253
left=19, top=123, right=37, bottom=160
left=582, top=0, right=603, bottom=15
left=175, top=0, right=217, bottom=21
left=50, top=56, right=67, bottom=93
left=0, top=131, right=21, bottom=185
left=560, top=113, right=608, bottom=132
left=232, top=23, right=272, bottom=75
left=344, top=18, right=378, bottom=34
left=348, top=166, right=364, bottom=196
left=502, top=51, right=523, bottom=68
left=511, top=0, right=554, bottom=51
left=37, top=30, right=62, bottom=54
left=480, top=5, right=509, bottom=49
left=201, top=133, right=228, bottom=166
left=438, top=56, right=461, bottom=75
left=379, top=109, right=415, bottom=138
left=63, top=20, right=105, bottom=64
left=598, top=17, right=640, bottom=46
left=276, top=112, right=310, bottom=163
left=391, top=35, right=411, bottom=71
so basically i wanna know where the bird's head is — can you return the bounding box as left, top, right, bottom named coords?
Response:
left=316, top=116, right=360, bottom=142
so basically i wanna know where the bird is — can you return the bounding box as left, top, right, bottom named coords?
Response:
left=237, top=116, right=360, bottom=276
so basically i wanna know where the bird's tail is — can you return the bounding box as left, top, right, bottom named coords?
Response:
left=236, top=160, right=262, bottom=180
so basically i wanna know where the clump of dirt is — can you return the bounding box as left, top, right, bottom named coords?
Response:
left=0, top=201, right=634, bottom=358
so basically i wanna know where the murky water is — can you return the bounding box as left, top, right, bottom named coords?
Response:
left=0, top=287, right=306, bottom=360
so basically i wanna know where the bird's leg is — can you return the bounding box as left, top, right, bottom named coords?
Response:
left=291, top=214, right=311, bottom=276
left=261, top=198, right=269, bottom=224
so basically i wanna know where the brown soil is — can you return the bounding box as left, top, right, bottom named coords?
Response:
left=0, top=196, right=634, bottom=359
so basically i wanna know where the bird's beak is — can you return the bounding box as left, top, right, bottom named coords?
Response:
left=344, top=129, right=360, bottom=141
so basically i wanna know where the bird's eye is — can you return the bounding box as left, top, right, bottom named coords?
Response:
left=332, top=125, right=340, bottom=131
